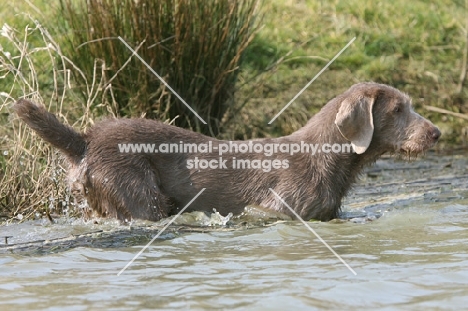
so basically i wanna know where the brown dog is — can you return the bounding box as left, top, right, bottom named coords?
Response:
left=14, top=82, right=440, bottom=222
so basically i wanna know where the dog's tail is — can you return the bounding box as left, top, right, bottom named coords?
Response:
left=14, top=99, right=86, bottom=163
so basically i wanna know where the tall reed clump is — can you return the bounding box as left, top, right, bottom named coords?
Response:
left=58, top=0, right=260, bottom=135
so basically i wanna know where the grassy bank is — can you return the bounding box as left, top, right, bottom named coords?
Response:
left=1, top=0, right=467, bottom=221
left=235, top=0, right=468, bottom=142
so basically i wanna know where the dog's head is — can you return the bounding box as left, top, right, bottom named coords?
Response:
left=334, top=82, right=441, bottom=156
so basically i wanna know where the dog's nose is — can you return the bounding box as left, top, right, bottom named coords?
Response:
left=431, top=127, right=441, bottom=141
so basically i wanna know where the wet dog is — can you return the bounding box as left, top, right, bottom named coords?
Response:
left=14, top=82, right=440, bottom=222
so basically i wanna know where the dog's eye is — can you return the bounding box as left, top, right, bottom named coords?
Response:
left=394, top=105, right=402, bottom=113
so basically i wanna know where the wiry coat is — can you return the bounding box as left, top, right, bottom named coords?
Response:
left=14, top=83, right=440, bottom=222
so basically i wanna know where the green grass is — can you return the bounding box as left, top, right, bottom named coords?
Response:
left=1, top=0, right=468, bottom=221
left=236, top=0, right=467, bottom=142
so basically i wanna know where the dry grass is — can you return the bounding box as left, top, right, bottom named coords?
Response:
left=0, top=19, right=116, bottom=223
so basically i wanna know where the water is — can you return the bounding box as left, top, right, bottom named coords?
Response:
left=1, top=153, right=467, bottom=310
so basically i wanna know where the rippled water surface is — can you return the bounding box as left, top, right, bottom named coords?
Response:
left=1, top=154, right=467, bottom=310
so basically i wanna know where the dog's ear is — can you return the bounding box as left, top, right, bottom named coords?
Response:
left=335, top=96, right=375, bottom=154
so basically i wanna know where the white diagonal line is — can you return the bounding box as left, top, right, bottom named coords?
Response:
left=117, top=188, right=206, bottom=276
left=269, top=188, right=357, bottom=275
left=268, top=37, right=356, bottom=124
left=118, top=36, right=207, bottom=125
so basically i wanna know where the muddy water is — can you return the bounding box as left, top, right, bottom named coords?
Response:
left=1, top=152, right=467, bottom=310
